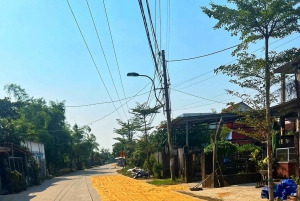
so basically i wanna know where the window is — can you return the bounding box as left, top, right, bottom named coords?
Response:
left=276, top=147, right=296, bottom=163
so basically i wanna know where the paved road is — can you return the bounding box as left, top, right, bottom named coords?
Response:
left=0, top=164, right=119, bottom=201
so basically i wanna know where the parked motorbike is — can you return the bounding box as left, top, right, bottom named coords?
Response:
left=132, top=170, right=149, bottom=179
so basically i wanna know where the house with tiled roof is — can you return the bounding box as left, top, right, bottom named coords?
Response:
left=224, top=102, right=256, bottom=145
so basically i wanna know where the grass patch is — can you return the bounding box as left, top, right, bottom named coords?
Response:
left=147, top=178, right=183, bottom=186
left=117, top=167, right=133, bottom=177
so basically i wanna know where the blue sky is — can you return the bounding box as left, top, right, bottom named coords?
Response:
left=0, top=0, right=299, bottom=150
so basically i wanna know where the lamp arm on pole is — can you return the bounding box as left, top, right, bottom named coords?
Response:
left=139, top=74, right=164, bottom=108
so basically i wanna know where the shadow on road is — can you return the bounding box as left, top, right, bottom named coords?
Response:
left=0, top=166, right=113, bottom=201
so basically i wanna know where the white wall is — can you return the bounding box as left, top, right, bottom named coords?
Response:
left=23, top=141, right=45, bottom=160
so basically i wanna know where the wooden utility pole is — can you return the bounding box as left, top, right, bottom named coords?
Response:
left=161, top=50, right=175, bottom=181
left=213, top=118, right=223, bottom=187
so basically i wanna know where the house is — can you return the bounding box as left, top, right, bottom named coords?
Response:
left=22, top=141, right=47, bottom=178
left=224, top=102, right=255, bottom=145
left=0, top=143, right=32, bottom=194
left=270, top=53, right=300, bottom=178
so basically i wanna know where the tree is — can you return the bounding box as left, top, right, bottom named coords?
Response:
left=114, top=119, right=140, bottom=142
left=113, top=118, right=140, bottom=160
left=130, top=103, right=161, bottom=174
left=202, top=1, right=300, bottom=199
left=4, top=83, right=29, bottom=102
left=1, top=84, right=100, bottom=173
left=0, top=97, right=24, bottom=144
left=70, top=124, right=99, bottom=170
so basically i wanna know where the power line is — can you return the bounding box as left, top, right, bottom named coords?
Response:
left=144, top=0, right=164, bottom=88
left=172, top=35, right=300, bottom=88
left=173, top=87, right=243, bottom=110
left=172, top=96, right=238, bottom=111
left=66, top=91, right=150, bottom=108
left=166, top=0, right=171, bottom=60
left=149, top=89, right=163, bottom=125
left=138, top=0, right=161, bottom=84
left=138, top=0, right=164, bottom=96
left=145, top=0, right=159, bottom=53
left=173, top=90, right=257, bottom=111
left=178, top=75, right=217, bottom=90
left=159, top=0, right=161, bottom=51
left=172, top=70, right=212, bottom=88
left=146, top=75, right=163, bottom=118
left=66, top=0, right=123, bottom=120
left=83, top=83, right=151, bottom=126
left=85, top=0, right=128, bottom=120
left=102, top=0, right=131, bottom=118
left=171, top=88, right=227, bottom=104
left=167, top=45, right=238, bottom=62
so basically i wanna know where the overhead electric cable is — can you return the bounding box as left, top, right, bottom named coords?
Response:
left=67, top=0, right=123, bottom=120
left=168, top=45, right=238, bottom=62
left=138, top=0, right=164, bottom=92
left=145, top=0, right=164, bottom=88
left=166, top=0, right=171, bottom=59
left=66, top=91, right=150, bottom=108
left=171, top=88, right=226, bottom=104
left=149, top=89, right=163, bottom=125
left=172, top=35, right=300, bottom=88
left=138, top=0, right=160, bottom=77
left=145, top=0, right=159, bottom=52
left=83, top=83, right=151, bottom=126
left=44, top=84, right=151, bottom=133
left=86, top=0, right=128, bottom=120
left=173, top=71, right=212, bottom=88
left=159, top=0, right=161, bottom=50
left=178, top=75, right=217, bottom=90
left=173, top=87, right=243, bottom=110
left=102, top=0, right=131, bottom=118
left=173, top=90, right=256, bottom=111
left=172, top=97, right=238, bottom=111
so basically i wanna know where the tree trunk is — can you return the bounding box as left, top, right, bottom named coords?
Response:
left=265, top=35, right=274, bottom=201
left=144, top=116, right=150, bottom=176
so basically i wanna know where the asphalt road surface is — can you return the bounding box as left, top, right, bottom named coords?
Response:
left=0, top=164, right=118, bottom=201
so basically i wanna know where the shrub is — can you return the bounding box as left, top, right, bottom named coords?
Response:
left=204, top=140, right=237, bottom=154
left=6, top=170, right=27, bottom=193
left=143, top=155, right=157, bottom=176
left=152, top=162, right=163, bottom=178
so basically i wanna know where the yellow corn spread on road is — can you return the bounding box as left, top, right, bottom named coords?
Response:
left=91, top=175, right=203, bottom=201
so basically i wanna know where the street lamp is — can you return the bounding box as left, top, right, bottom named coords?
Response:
left=127, top=72, right=164, bottom=108
left=127, top=51, right=175, bottom=181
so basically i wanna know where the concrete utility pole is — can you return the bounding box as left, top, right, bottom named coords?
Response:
left=161, top=50, right=175, bottom=181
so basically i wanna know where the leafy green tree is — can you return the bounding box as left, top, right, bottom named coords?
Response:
left=70, top=124, right=98, bottom=170
left=130, top=103, right=161, bottom=174
left=4, top=83, right=29, bottom=102
left=113, top=118, right=140, bottom=160
left=112, top=142, right=125, bottom=158
left=1, top=84, right=100, bottom=173
left=148, top=123, right=168, bottom=153
left=202, top=1, right=300, bottom=199
left=0, top=97, right=24, bottom=144
left=130, top=103, right=161, bottom=135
